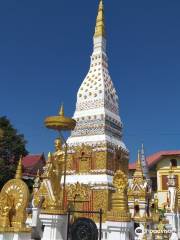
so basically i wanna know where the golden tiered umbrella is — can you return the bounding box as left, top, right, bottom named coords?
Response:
left=44, top=105, right=76, bottom=131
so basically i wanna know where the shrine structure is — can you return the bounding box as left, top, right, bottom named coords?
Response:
left=65, top=0, right=129, bottom=221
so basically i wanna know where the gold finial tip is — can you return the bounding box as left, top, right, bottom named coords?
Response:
left=136, top=150, right=142, bottom=167
left=15, top=156, right=23, bottom=179
left=47, top=152, right=52, bottom=164
left=59, top=104, right=64, bottom=116
left=138, top=150, right=140, bottom=160
left=94, top=0, right=105, bottom=38
left=100, top=0, right=103, bottom=8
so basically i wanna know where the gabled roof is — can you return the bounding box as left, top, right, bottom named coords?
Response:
left=129, top=150, right=180, bottom=170
left=23, top=154, right=44, bottom=168
left=22, top=154, right=46, bottom=177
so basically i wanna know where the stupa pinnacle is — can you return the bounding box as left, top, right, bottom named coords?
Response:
left=94, top=0, right=105, bottom=38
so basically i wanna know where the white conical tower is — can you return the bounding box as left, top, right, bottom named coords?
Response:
left=65, top=0, right=129, bottom=219
left=67, top=0, right=127, bottom=153
left=140, top=144, right=150, bottom=179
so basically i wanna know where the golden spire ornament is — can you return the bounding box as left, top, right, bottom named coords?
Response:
left=15, top=156, right=23, bottom=179
left=59, top=104, right=64, bottom=116
left=47, top=152, right=52, bottom=163
left=133, top=150, right=144, bottom=179
left=94, top=0, right=106, bottom=38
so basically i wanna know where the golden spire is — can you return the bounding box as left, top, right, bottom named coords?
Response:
left=137, top=149, right=141, bottom=167
left=133, top=150, right=144, bottom=179
left=15, top=156, right=23, bottom=179
left=47, top=152, right=52, bottom=163
left=94, top=0, right=106, bottom=38
left=59, top=104, right=64, bottom=116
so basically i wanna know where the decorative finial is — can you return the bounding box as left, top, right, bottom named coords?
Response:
left=137, top=149, right=141, bottom=164
left=59, top=104, right=64, bottom=116
left=94, top=0, right=105, bottom=38
left=141, top=143, right=144, bottom=152
left=133, top=150, right=144, bottom=179
left=47, top=152, right=52, bottom=162
left=15, top=156, right=23, bottom=179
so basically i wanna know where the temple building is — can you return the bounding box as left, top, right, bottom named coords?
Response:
left=129, top=150, right=180, bottom=209
left=65, top=0, right=129, bottom=219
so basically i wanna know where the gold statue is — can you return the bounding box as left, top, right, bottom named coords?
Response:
left=33, top=149, right=64, bottom=213
left=0, top=157, right=30, bottom=231
left=108, top=170, right=130, bottom=222
left=113, top=170, right=128, bottom=193
left=0, top=193, right=12, bottom=228
left=53, top=138, right=65, bottom=177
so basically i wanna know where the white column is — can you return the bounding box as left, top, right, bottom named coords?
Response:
left=40, top=214, right=68, bottom=240
left=26, top=208, right=43, bottom=240
left=0, top=233, right=31, bottom=240
left=177, top=213, right=180, bottom=239
left=165, top=212, right=176, bottom=230
left=105, top=221, right=132, bottom=240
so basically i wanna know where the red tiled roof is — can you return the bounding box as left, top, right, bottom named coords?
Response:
left=22, top=154, right=46, bottom=178
left=129, top=150, right=180, bottom=170
left=22, top=155, right=44, bottom=168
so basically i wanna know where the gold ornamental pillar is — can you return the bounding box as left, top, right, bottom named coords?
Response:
left=107, top=170, right=131, bottom=222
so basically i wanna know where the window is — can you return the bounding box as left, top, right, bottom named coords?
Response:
left=170, top=159, right=177, bottom=168
left=162, top=175, right=168, bottom=190
left=134, top=205, right=140, bottom=215
left=162, top=175, right=178, bottom=190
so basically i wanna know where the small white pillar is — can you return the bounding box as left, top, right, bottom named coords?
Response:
left=165, top=213, right=176, bottom=230
left=170, top=230, right=178, bottom=240
left=105, top=221, right=133, bottom=240
left=177, top=213, right=180, bottom=239
left=28, top=207, right=42, bottom=239
left=0, top=232, right=31, bottom=240
left=40, top=213, right=68, bottom=240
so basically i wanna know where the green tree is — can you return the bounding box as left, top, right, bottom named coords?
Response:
left=0, top=116, right=28, bottom=189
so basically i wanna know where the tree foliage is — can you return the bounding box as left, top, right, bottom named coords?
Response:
left=0, top=116, right=28, bottom=189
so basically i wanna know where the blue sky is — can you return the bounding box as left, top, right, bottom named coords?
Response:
left=0, top=0, right=179, bottom=162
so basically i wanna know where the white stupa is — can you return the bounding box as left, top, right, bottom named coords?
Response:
left=67, top=0, right=128, bottom=154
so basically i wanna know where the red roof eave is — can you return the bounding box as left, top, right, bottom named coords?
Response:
left=129, top=150, right=180, bottom=170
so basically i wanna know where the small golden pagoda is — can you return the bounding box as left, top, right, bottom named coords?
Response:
left=128, top=150, right=151, bottom=223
